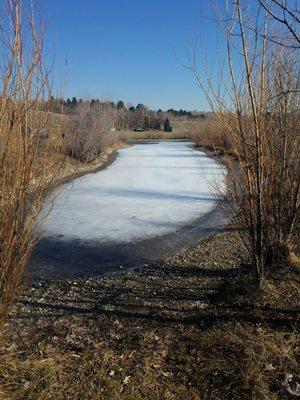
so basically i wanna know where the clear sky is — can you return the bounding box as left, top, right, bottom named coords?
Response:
left=44, top=0, right=220, bottom=111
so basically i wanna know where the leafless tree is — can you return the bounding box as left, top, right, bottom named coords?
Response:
left=257, top=0, right=300, bottom=47
left=116, top=107, right=129, bottom=130
left=191, top=0, right=300, bottom=279
left=63, top=101, right=118, bottom=162
left=0, top=0, right=63, bottom=322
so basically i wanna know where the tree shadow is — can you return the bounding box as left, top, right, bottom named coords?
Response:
left=17, top=259, right=298, bottom=333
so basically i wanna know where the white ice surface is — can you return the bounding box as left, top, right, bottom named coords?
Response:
left=41, top=141, right=225, bottom=243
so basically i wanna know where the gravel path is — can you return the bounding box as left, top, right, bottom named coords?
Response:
left=3, top=231, right=246, bottom=356
left=3, top=228, right=297, bottom=358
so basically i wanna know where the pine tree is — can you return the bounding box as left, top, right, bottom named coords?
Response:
left=117, top=101, right=125, bottom=109
left=71, top=97, right=78, bottom=108
left=164, top=118, right=172, bottom=132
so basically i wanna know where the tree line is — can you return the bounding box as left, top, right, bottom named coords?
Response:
left=43, top=97, right=206, bottom=131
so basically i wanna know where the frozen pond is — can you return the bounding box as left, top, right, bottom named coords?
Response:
left=42, top=141, right=224, bottom=242
left=31, top=141, right=226, bottom=280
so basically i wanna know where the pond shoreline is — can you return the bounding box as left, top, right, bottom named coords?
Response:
left=30, top=140, right=227, bottom=281
left=45, top=141, right=128, bottom=195
left=49, top=139, right=225, bottom=196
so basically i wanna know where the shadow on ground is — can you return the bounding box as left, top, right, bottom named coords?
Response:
left=19, top=231, right=298, bottom=333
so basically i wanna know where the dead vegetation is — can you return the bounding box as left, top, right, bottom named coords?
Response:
left=0, top=1, right=298, bottom=399
left=0, top=325, right=297, bottom=400
left=62, top=102, right=118, bottom=163
left=189, top=119, right=231, bottom=153
left=190, top=0, right=300, bottom=279
left=119, top=128, right=188, bottom=141
left=0, top=0, right=64, bottom=324
left=0, top=0, right=123, bottom=326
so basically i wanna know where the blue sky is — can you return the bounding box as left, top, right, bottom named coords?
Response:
left=44, top=0, right=220, bottom=110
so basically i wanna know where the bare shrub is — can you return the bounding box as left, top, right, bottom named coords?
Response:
left=63, top=101, right=118, bottom=162
left=191, top=0, right=300, bottom=278
left=189, top=118, right=231, bottom=151
left=115, top=106, right=129, bottom=130
left=0, top=1, right=62, bottom=323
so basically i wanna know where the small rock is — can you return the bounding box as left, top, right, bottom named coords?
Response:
left=123, top=376, right=130, bottom=385
left=44, top=343, right=56, bottom=354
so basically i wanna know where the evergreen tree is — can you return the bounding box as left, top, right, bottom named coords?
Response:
left=117, top=100, right=125, bottom=109
left=71, top=97, right=78, bottom=108
left=164, top=118, right=172, bottom=132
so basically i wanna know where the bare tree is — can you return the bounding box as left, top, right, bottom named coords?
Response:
left=257, top=0, right=300, bottom=47
left=0, top=0, right=63, bottom=323
left=191, top=0, right=300, bottom=279
left=63, top=101, right=118, bottom=162
left=116, top=106, right=129, bottom=130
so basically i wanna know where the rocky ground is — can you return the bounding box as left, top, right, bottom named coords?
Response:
left=4, top=232, right=245, bottom=353
left=0, top=230, right=299, bottom=399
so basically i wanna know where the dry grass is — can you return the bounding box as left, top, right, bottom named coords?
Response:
left=189, top=119, right=233, bottom=154
left=119, top=128, right=189, bottom=141
left=170, top=119, right=209, bottom=137
left=0, top=323, right=297, bottom=400
left=119, top=118, right=215, bottom=141
left=0, top=229, right=298, bottom=399
left=192, top=324, right=298, bottom=400
left=34, top=111, right=72, bottom=141
left=219, top=258, right=300, bottom=302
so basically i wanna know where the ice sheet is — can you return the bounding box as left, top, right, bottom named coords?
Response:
left=41, top=141, right=225, bottom=243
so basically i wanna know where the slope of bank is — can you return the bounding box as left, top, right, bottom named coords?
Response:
left=48, top=141, right=128, bottom=190
left=1, top=230, right=299, bottom=399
